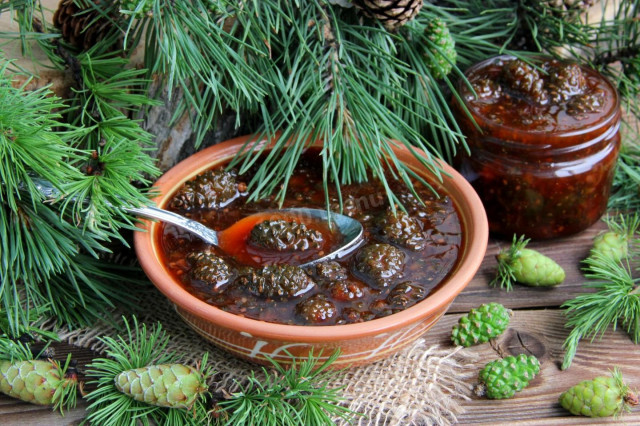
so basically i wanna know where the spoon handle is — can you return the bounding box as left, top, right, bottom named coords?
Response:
left=29, top=178, right=219, bottom=246
left=124, top=205, right=219, bottom=245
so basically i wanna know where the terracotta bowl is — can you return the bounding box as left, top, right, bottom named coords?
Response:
left=134, top=135, right=488, bottom=368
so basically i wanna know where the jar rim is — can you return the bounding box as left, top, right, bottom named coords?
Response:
left=455, top=55, right=621, bottom=141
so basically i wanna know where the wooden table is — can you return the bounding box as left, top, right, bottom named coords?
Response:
left=2, top=220, right=639, bottom=425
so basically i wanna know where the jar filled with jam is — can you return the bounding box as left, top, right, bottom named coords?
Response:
left=454, top=56, right=621, bottom=240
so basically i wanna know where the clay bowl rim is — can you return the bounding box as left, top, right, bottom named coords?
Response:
left=134, top=134, right=488, bottom=343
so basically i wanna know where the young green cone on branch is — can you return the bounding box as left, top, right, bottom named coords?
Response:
left=0, top=356, right=78, bottom=413
left=84, top=317, right=211, bottom=426
left=423, top=18, right=457, bottom=79
left=491, top=235, right=565, bottom=291
left=559, top=368, right=638, bottom=417
left=115, top=363, right=208, bottom=409
left=586, top=214, right=640, bottom=264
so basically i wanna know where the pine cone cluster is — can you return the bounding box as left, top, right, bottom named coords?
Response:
left=53, top=0, right=121, bottom=51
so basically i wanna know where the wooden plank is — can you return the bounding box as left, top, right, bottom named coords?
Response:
left=450, top=220, right=608, bottom=313
left=422, top=309, right=640, bottom=424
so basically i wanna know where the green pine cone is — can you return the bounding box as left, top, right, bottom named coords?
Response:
left=478, top=354, right=540, bottom=399
left=424, top=18, right=456, bottom=79
left=591, top=231, right=628, bottom=263
left=0, top=359, right=77, bottom=410
left=508, top=248, right=565, bottom=286
left=451, top=302, right=512, bottom=347
left=559, top=368, right=639, bottom=417
left=115, top=363, right=207, bottom=409
left=492, top=235, right=565, bottom=290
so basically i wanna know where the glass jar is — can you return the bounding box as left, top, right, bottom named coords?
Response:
left=454, top=56, right=621, bottom=240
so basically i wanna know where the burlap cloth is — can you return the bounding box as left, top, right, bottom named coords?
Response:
left=53, top=290, right=477, bottom=425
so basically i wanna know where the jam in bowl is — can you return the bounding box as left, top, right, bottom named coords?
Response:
left=134, top=135, right=488, bottom=367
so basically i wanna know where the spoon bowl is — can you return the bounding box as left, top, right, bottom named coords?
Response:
left=127, top=206, right=363, bottom=267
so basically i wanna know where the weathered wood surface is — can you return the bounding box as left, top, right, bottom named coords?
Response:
left=450, top=221, right=608, bottom=313
left=427, top=311, right=640, bottom=425
left=2, top=219, right=639, bottom=424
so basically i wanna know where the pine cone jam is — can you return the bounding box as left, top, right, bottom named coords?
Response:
left=454, top=56, right=621, bottom=239
left=159, top=150, right=463, bottom=325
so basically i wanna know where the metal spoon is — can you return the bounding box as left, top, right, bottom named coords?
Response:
left=130, top=206, right=363, bottom=267
left=32, top=179, right=363, bottom=267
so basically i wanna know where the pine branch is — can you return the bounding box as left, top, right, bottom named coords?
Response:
left=119, top=0, right=269, bottom=146
left=561, top=0, right=640, bottom=119
left=85, top=317, right=210, bottom=426
left=0, top=0, right=63, bottom=68
left=609, top=134, right=640, bottom=211
left=0, top=47, right=157, bottom=332
left=215, top=350, right=357, bottom=426
left=561, top=251, right=640, bottom=370
left=230, top=1, right=495, bottom=208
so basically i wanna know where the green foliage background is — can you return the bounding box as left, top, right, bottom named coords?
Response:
left=0, top=0, right=638, bottom=348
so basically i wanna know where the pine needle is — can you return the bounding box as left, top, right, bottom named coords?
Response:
left=561, top=251, right=640, bottom=370
left=84, top=316, right=211, bottom=426
left=490, top=234, right=529, bottom=291
left=215, top=350, right=358, bottom=426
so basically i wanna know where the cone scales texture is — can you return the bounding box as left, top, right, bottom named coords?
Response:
left=352, top=0, right=423, bottom=30
left=0, top=359, right=75, bottom=406
left=592, top=231, right=629, bottom=262
left=53, top=0, right=119, bottom=51
left=501, top=248, right=565, bottom=286
left=478, top=354, right=540, bottom=399
left=451, top=303, right=511, bottom=347
left=559, top=369, right=639, bottom=417
left=543, top=0, right=597, bottom=13
left=424, top=18, right=457, bottom=79
left=114, top=364, right=207, bottom=409
left=249, top=220, right=324, bottom=252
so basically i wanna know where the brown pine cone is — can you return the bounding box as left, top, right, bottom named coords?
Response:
left=187, top=250, right=233, bottom=287
left=354, top=243, right=405, bottom=287
left=379, top=208, right=426, bottom=251
left=352, top=0, right=423, bottom=31
left=53, top=0, right=122, bottom=51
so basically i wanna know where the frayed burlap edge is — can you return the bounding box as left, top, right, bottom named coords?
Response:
left=50, top=291, right=477, bottom=425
